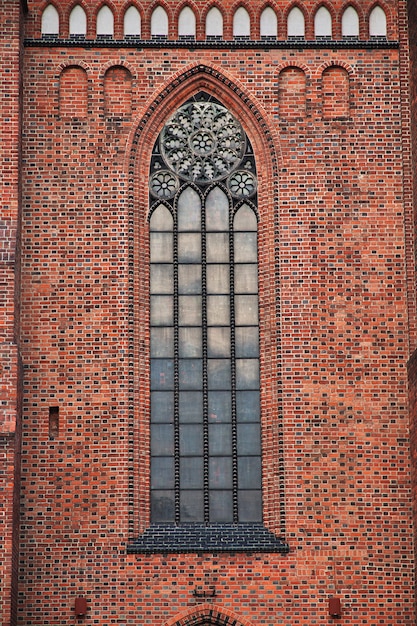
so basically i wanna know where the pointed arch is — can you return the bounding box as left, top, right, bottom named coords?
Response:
left=128, top=64, right=285, bottom=538
left=205, top=5, right=223, bottom=37
left=369, top=4, right=387, bottom=36
left=233, top=6, right=251, bottom=37
left=164, top=604, right=256, bottom=626
left=123, top=4, right=141, bottom=36
left=69, top=3, right=87, bottom=35
left=260, top=6, right=278, bottom=37
left=96, top=4, right=114, bottom=35
left=41, top=4, right=60, bottom=35
left=178, top=5, right=196, bottom=37
left=151, top=4, right=169, bottom=36
left=342, top=5, right=359, bottom=37
left=287, top=5, right=305, bottom=37
left=314, top=5, right=332, bottom=37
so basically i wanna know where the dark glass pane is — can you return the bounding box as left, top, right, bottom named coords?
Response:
left=235, top=326, right=259, bottom=357
left=237, top=423, right=261, bottom=455
left=151, top=424, right=174, bottom=455
left=236, top=358, right=260, bottom=389
left=151, top=359, right=174, bottom=390
left=151, top=457, right=175, bottom=488
left=233, top=204, right=257, bottom=231
left=178, top=232, right=201, bottom=262
left=236, top=390, right=260, bottom=422
left=179, top=391, right=203, bottom=423
left=178, top=264, right=202, bottom=294
left=180, top=490, right=204, bottom=522
left=205, top=186, right=229, bottom=231
left=150, top=295, right=173, bottom=326
left=209, top=423, right=232, bottom=455
left=238, top=490, right=262, bottom=522
left=209, top=490, right=233, bottom=523
left=206, top=232, right=229, bottom=262
left=179, top=327, right=202, bottom=357
left=207, top=327, right=230, bottom=358
left=150, top=204, right=173, bottom=231
left=207, top=359, right=231, bottom=390
left=234, top=232, right=257, bottom=262
left=238, top=457, right=261, bottom=489
left=151, top=327, right=174, bottom=357
left=178, top=295, right=202, bottom=326
left=208, top=391, right=232, bottom=422
left=180, top=457, right=204, bottom=489
left=209, top=457, right=233, bottom=488
left=180, top=424, right=203, bottom=455
left=150, top=264, right=174, bottom=294
left=177, top=187, right=201, bottom=231
left=234, top=264, right=258, bottom=294
left=206, top=264, right=229, bottom=294
left=179, top=359, right=203, bottom=389
left=151, top=490, right=175, bottom=522
left=150, top=232, right=174, bottom=262
left=151, top=391, right=174, bottom=423
left=207, top=295, right=230, bottom=326
left=234, top=295, right=258, bottom=325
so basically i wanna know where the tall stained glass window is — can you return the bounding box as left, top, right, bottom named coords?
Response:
left=149, top=93, right=261, bottom=525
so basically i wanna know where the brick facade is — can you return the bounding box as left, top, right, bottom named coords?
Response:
left=1, top=0, right=417, bottom=624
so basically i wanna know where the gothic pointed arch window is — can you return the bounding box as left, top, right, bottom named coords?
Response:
left=149, top=93, right=261, bottom=525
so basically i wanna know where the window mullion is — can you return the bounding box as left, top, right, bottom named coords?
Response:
left=201, top=199, right=210, bottom=525
left=173, top=220, right=181, bottom=524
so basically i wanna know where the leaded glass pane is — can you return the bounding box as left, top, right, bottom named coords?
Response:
left=207, top=295, right=230, bottom=325
left=234, top=264, right=258, bottom=293
left=207, top=327, right=230, bottom=357
left=150, top=232, right=173, bottom=262
left=180, top=457, right=204, bottom=488
left=238, top=490, right=262, bottom=522
left=236, top=390, right=260, bottom=422
left=178, top=233, right=201, bottom=262
left=150, top=264, right=174, bottom=294
left=237, top=424, right=261, bottom=455
left=180, top=424, right=204, bottom=455
left=206, top=186, right=229, bottom=231
left=151, top=327, right=174, bottom=357
left=151, top=457, right=175, bottom=488
left=177, top=187, right=201, bottom=231
left=209, top=491, right=233, bottom=522
left=150, top=204, right=173, bottom=231
left=235, top=326, right=259, bottom=357
left=150, top=359, right=174, bottom=390
left=179, top=327, right=202, bottom=357
left=151, top=424, right=174, bottom=455
left=151, top=491, right=175, bottom=521
left=233, top=204, right=257, bottom=230
left=209, top=457, right=233, bottom=488
left=236, top=358, right=260, bottom=389
left=208, top=359, right=231, bottom=389
left=151, top=391, right=174, bottom=423
left=180, top=491, right=204, bottom=522
left=209, top=423, right=232, bottom=455
left=178, top=295, right=202, bottom=326
left=234, top=295, right=258, bottom=325
left=178, top=359, right=203, bottom=389
left=179, top=391, right=203, bottom=422
left=150, top=295, right=173, bottom=325
left=178, top=264, right=202, bottom=294
left=234, top=232, right=257, bottom=262
left=238, top=457, right=261, bottom=489
left=208, top=391, right=232, bottom=422
left=206, top=264, right=230, bottom=293
left=206, top=233, right=229, bottom=262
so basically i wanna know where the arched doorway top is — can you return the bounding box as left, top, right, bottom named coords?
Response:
left=164, top=603, right=255, bottom=626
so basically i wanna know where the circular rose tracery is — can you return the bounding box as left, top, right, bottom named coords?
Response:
left=160, top=101, right=246, bottom=184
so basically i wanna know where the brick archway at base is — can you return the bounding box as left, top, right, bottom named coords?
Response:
left=164, top=603, right=255, bottom=626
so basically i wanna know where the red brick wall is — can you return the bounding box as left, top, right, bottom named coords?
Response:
left=14, top=0, right=416, bottom=624
left=0, top=1, right=24, bottom=625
